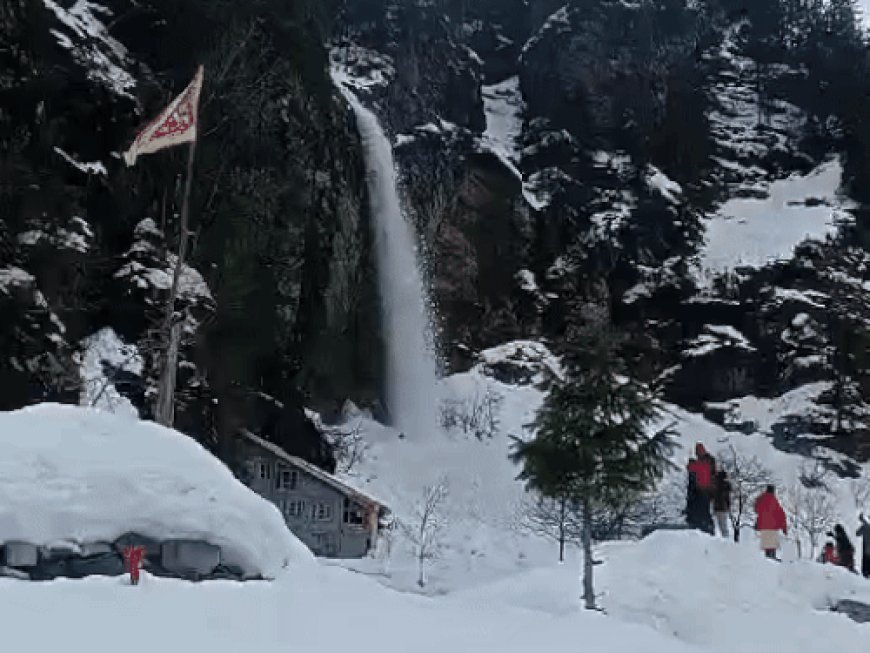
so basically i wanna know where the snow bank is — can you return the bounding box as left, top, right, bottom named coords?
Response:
left=0, top=404, right=312, bottom=576
left=598, top=531, right=870, bottom=653
left=0, top=563, right=703, bottom=653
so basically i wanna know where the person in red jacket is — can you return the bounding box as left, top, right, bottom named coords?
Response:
left=690, top=443, right=716, bottom=495
left=754, top=485, right=787, bottom=559
left=123, top=545, right=146, bottom=585
left=819, top=542, right=839, bottom=565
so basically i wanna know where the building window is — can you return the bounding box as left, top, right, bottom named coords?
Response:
left=284, top=500, right=305, bottom=518
left=343, top=498, right=364, bottom=525
left=276, top=468, right=298, bottom=491
left=258, top=462, right=272, bottom=480
left=312, top=503, right=333, bottom=521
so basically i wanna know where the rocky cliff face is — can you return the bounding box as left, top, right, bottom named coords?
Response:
left=0, top=0, right=382, bottom=465
left=4, top=0, right=870, bottom=465
left=335, top=0, right=870, bottom=463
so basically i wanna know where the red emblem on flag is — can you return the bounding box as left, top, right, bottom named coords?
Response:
left=124, top=66, right=204, bottom=166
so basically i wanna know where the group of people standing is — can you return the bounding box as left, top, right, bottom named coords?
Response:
left=685, top=443, right=870, bottom=576
left=686, top=444, right=732, bottom=539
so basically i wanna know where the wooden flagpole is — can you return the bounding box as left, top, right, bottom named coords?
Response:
left=155, top=137, right=197, bottom=427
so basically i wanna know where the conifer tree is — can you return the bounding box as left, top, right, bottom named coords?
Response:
left=511, top=307, right=675, bottom=609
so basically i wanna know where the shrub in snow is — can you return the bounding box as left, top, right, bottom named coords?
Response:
left=0, top=404, right=312, bottom=578
left=439, top=387, right=503, bottom=440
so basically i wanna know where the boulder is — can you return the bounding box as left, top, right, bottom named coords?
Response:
left=66, top=554, right=125, bottom=579
left=161, top=540, right=221, bottom=578
left=833, top=599, right=870, bottom=624
left=114, top=532, right=161, bottom=558
left=0, top=566, right=29, bottom=580
left=80, top=542, right=114, bottom=558
left=2, top=542, right=38, bottom=568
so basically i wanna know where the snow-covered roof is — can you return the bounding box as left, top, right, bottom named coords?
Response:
left=237, top=429, right=389, bottom=512
left=0, top=404, right=312, bottom=577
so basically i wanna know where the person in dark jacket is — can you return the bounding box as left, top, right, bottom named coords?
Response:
left=712, top=469, right=731, bottom=539
left=828, top=524, right=855, bottom=572
left=858, top=514, right=870, bottom=578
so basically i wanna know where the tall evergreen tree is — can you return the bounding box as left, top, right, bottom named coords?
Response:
left=511, top=308, right=675, bottom=609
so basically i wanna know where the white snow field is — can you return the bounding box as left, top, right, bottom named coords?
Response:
left=697, top=158, right=853, bottom=283
left=0, top=404, right=311, bottom=576
left=0, top=563, right=703, bottom=653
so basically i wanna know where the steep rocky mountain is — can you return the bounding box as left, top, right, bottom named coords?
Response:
left=3, top=0, right=870, bottom=466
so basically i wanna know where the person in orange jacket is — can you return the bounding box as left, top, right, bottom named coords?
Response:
left=754, top=485, right=787, bottom=559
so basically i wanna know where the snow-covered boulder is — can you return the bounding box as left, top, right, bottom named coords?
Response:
left=476, top=340, right=563, bottom=387
left=0, top=404, right=313, bottom=577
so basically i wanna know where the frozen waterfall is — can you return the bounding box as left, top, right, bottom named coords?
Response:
left=333, top=82, right=441, bottom=439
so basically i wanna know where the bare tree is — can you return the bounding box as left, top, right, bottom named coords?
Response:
left=631, top=475, right=687, bottom=532
left=519, top=492, right=582, bottom=562
left=718, top=446, right=776, bottom=542
left=323, top=422, right=369, bottom=474
left=400, top=479, right=450, bottom=588
left=852, top=476, right=870, bottom=511
left=784, top=483, right=837, bottom=560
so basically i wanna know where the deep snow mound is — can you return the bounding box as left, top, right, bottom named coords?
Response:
left=598, top=531, right=870, bottom=653
left=0, top=404, right=312, bottom=576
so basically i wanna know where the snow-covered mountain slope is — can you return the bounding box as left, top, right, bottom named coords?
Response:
left=327, top=342, right=869, bottom=595
left=0, top=404, right=311, bottom=576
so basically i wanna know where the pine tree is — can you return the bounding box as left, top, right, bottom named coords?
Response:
left=511, top=314, right=675, bottom=609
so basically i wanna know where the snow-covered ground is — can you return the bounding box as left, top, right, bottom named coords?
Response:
left=696, top=158, right=852, bottom=284
left=1, top=342, right=869, bottom=652
left=0, top=404, right=310, bottom=576
left=0, top=562, right=704, bottom=653
left=462, top=532, right=870, bottom=653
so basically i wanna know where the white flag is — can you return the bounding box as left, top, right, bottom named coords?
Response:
left=123, top=65, right=204, bottom=167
